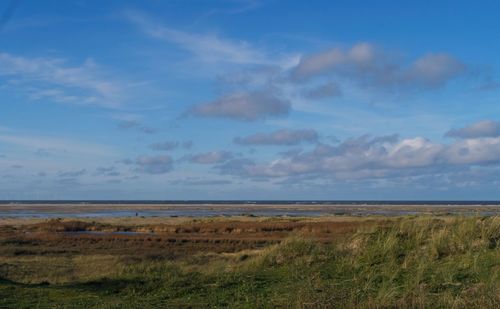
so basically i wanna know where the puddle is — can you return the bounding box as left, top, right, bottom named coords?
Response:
left=63, top=231, right=154, bottom=236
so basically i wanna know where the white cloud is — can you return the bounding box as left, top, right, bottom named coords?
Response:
left=444, top=137, right=500, bottom=165
left=217, top=133, right=500, bottom=180
left=291, top=43, right=466, bottom=90
left=408, top=53, right=466, bottom=88
left=134, top=155, right=173, bottom=174
left=189, top=90, right=290, bottom=121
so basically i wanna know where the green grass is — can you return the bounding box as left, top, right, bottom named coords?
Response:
left=0, top=216, right=499, bottom=308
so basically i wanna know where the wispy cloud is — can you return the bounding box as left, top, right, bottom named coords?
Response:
left=206, top=0, right=264, bottom=15
left=186, top=151, right=234, bottom=164
left=94, top=166, right=120, bottom=177
left=125, top=10, right=270, bottom=65
left=58, top=169, right=87, bottom=177
left=150, top=140, right=193, bottom=151
left=0, top=132, right=115, bottom=157
left=0, top=53, right=127, bottom=108
left=169, top=178, right=232, bottom=186
left=116, top=119, right=157, bottom=134
left=302, top=82, right=342, bottom=100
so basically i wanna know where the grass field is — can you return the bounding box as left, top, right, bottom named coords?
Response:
left=0, top=215, right=498, bottom=308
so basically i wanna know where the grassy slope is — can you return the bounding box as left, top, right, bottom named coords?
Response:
left=0, top=216, right=499, bottom=308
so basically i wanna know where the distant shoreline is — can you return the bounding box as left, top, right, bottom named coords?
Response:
left=1, top=200, right=500, bottom=206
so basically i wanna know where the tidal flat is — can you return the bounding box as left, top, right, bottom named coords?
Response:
left=1, top=202, right=499, bottom=219
left=0, top=206, right=498, bottom=308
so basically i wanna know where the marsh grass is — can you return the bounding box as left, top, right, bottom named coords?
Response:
left=0, top=216, right=498, bottom=308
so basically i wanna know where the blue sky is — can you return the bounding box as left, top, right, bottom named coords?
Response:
left=2, top=0, right=500, bottom=200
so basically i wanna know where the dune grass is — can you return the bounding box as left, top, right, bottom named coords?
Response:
left=0, top=216, right=498, bottom=308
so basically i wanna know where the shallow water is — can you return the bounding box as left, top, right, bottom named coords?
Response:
left=0, top=208, right=498, bottom=218
left=64, top=231, right=154, bottom=235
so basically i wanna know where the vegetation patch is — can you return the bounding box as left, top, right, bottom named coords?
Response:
left=0, top=216, right=498, bottom=308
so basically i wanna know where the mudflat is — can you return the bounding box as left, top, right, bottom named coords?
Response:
left=1, top=202, right=499, bottom=220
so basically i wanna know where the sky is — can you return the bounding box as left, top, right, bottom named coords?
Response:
left=2, top=0, right=500, bottom=200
